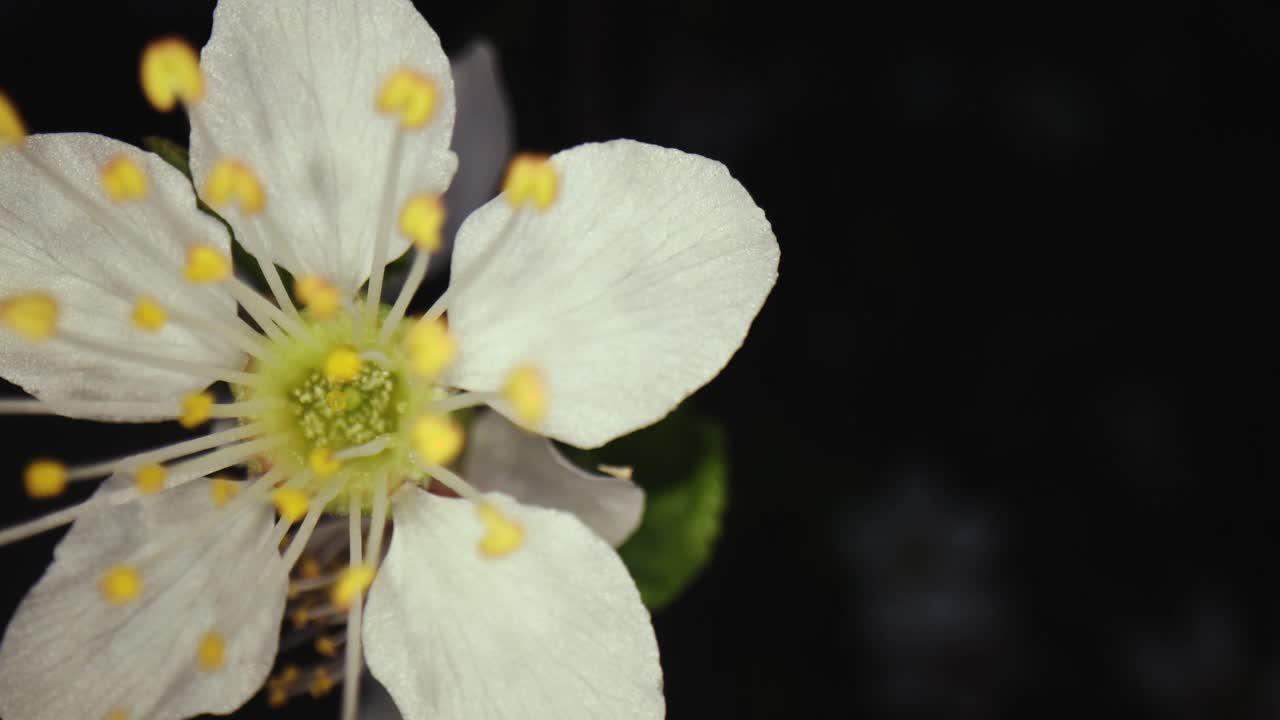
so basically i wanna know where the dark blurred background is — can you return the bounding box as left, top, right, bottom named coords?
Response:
left=1, top=1, right=1274, bottom=718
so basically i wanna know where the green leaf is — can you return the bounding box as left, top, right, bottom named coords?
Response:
left=142, top=136, right=271, bottom=290
left=566, top=410, right=728, bottom=610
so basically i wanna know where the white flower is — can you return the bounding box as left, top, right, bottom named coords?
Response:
left=0, top=0, right=778, bottom=719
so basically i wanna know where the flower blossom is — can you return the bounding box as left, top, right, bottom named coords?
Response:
left=0, top=0, right=778, bottom=718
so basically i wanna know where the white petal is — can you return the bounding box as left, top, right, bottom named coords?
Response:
left=190, top=0, right=458, bottom=295
left=464, top=411, right=644, bottom=546
left=446, top=140, right=779, bottom=448
left=0, top=476, right=286, bottom=720
left=0, top=133, right=244, bottom=419
left=442, top=39, right=513, bottom=253
left=364, top=488, right=664, bottom=720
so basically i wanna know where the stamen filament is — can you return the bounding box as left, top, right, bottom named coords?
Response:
left=366, top=474, right=389, bottom=567
left=378, top=249, right=430, bottom=344
left=166, top=304, right=273, bottom=360
left=0, top=397, right=274, bottom=421
left=68, top=422, right=263, bottom=480
left=162, top=435, right=284, bottom=484
left=363, top=129, right=407, bottom=337
left=280, top=478, right=345, bottom=571
left=341, top=492, right=365, bottom=720
left=58, top=330, right=259, bottom=386
left=428, top=391, right=497, bottom=414
left=417, top=461, right=482, bottom=502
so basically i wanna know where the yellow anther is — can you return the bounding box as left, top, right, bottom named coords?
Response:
left=294, top=275, right=340, bottom=320
left=269, top=665, right=300, bottom=691
left=134, top=463, right=167, bottom=495
left=99, top=565, right=143, bottom=606
left=399, top=194, right=446, bottom=252
left=376, top=68, right=438, bottom=129
left=140, top=38, right=204, bottom=112
left=323, top=347, right=362, bottom=384
left=204, top=159, right=266, bottom=214
left=405, top=317, right=456, bottom=379
left=331, top=564, right=376, bottom=610
left=0, top=92, right=26, bottom=147
left=411, top=414, right=464, bottom=466
left=503, top=153, right=558, bottom=210
left=299, top=557, right=322, bottom=579
left=308, top=668, right=336, bottom=698
left=314, top=635, right=339, bottom=657
left=502, top=365, right=547, bottom=429
left=1, top=293, right=59, bottom=341
left=23, top=459, right=66, bottom=499
left=196, top=630, right=226, bottom=672
left=290, top=608, right=310, bottom=629
left=184, top=244, right=231, bottom=284
left=272, top=488, right=312, bottom=523
left=477, top=503, right=525, bottom=557
left=308, top=447, right=342, bottom=478
left=130, top=296, right=167, bottom=332
left=105, top=708, right=129, bottom=720
left=267, top=688, right=289, bottom=708
left=210, top=477, right=239, bottom=508
left=178, top=391, right=214, bottom=429
left=100, top=156, right=148, bottom=202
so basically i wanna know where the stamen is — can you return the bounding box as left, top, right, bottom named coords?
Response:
left=130, top=296, right=168, bottom=332
left=160, top=435, right=283, bottom=485
left=105, top=707, right=129, bottom=720
left=23, top=459, right=67, bottom=499
left=140, top=38, right=205, bottom=112
left=503, top=153, right=558, bottom=210
left=323, top=347, right=363, bottom=384
left=66, top=421, right=263, bottom=481
left=0, top=396, right=263, bottom=422
left=375, top=68, right=438, bottom=130
left=178, top=391, right=214, bottom=428
left=332, top=436, right=390, bottom=462
left=427, top=390, right=494, bottom=414
left=280, top=478, right=346, bottom=571
left=203, top=159, right=265, bottom=215
left=366, top=473, right=390, bottom=567
left=184, top=244, right=231, bottom=284
left=308, top=447, right=343, bottom=478
left=399, top=194, right=446, bottom=252
left=362, top=129, right=406, bottom=337
left=340, top=493, right=367, bottom=720
left=295, top=275, right=341, bottom=320
left=272, top=488, right=312, bottom=524
left=477, top=503, right=525, bottom=557
left=210, top=477, right=240, bottom=508
left=100, top=155, right=149, bottom=202
left=501, top=364, right=548, bottom=429
left=0, top=292, right=59, bottom=341
left=421, top=210, right=528, bottom=323
left=196, top=631, right=226, bottom=672
left=410, top=414, right=464, bottom=466
left=0, top=485, right=142, bottom=547
left=133, top=463, right=167, bottom=495
left=57, top=328, right=258, bottom=386
left=404, top=316, right=456, bottom=380
left=378, top=250, right=430, bottom=343
left=0, top=91, right=25, bottom=147
left=99, top=564, right=143, bottom=606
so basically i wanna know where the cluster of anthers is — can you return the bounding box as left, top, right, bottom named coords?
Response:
left=1, top=37, right=552, bottom=717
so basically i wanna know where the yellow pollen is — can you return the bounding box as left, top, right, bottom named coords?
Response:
left=405, top=317, right=456, bottom=379
left=299, top=557, right=322, bottom=578
left=411, top=414, right=464, bottom=466
left=1, top=293, right=59, bottom=341
left=267, top=688, right=289, bottom=708
left=478, top=503, right=525, bottom=557
left=290, top=608, right=310, bottom=629
left=308, top=447, right=343, bottom=478
left=503, top=153, right=558, bottom=210
left=376, top=68, right=438, bottom=129
left=323, top=347, right=363, bottom=384
left=309, top=668, right=336, bottom=698
left=99, top=565, right=143, bottom=606
left=314, top=635, right=339, bottom=657
left=269, top=665, right=300, bottom=691
left=272, top=488, right=312, bottom=523
left=140, top=38, right=204, bottom=112
left=294, top=275, right=340, bottom=320
left=204, top=158, right=266, bottom=214
left=130, top=296, right=167, bottom=332
left=210, top=477, right=239, bottom=508
left=100, top=155, right=148, bottom=202
left=104, top=708, right=129, bottom=720
left=0, top=92, right=27, bottom=146
left=196, top=631, right=226, bottom=672
left=178, top=391, right=214, bottom=429
left=399, top=194, right=446, bottom=251
left=184, top=244, right=231, bottom=284
left=331, top=564, right=376, bottom=610
left=23, top=459, right=67, bottom=499
left=502, top=365, right=547, bottom=429
left=134, top=463, right=167, bottom=495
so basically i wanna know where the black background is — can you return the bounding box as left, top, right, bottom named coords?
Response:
left=1, top=1, right=1274, bottom=718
